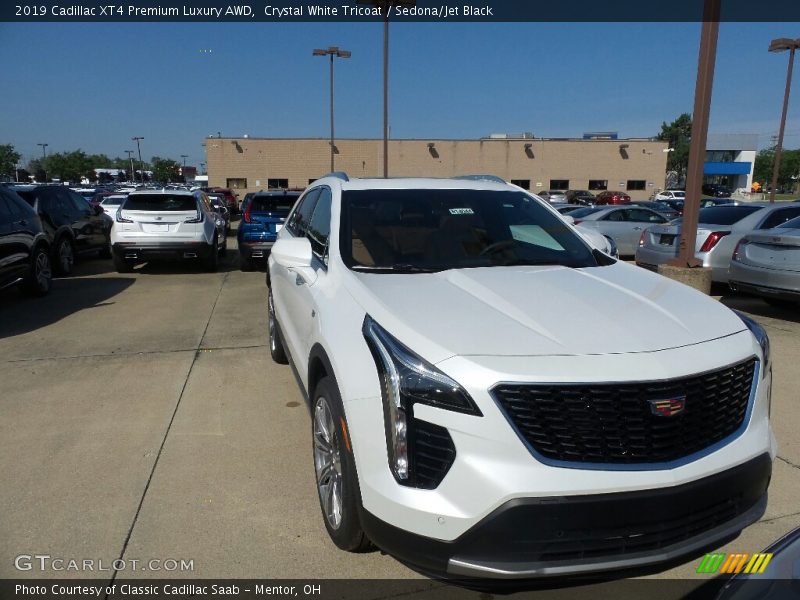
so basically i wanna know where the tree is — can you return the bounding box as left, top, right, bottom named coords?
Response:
left=44, top=150, right=95, bottom=183
left=657, top=113, right=692, bottom=184
left=754, top=147, right=800, bottom=191
left=0, top=144, right=21, bottom=180
left=150, top=156, right=181, bottom=183
left=27, top=158, right=46, bottom=182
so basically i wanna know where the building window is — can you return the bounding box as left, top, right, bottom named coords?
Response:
left=268, top=178, right=288, bottom=189
left=588, top=179, right=608, bottom=191
left=549, top=179, right=569, bottom=190
left=226, top=178, right=247, bottom=189
left=510, top=179, right=530, bottom=190
left=627, top=180, right=646, bottom=191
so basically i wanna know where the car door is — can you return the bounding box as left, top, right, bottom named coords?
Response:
left=66, top=189, right=106, bottom=250
left=271, top=187, right=321, bottom=370
left=622, top=208, right=667, bottom=255
left=0, top=192, right=18, bottom=287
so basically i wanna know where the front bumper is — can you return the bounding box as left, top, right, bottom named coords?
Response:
left=361, top=453, right=771, bottom=579
left=112, top=241, right=213, bottom=261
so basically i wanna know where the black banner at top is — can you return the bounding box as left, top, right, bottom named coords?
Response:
left=3, top=0, right=800, bottom=22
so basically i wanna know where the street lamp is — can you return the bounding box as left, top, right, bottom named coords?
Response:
left=768, top=37, right=800, bottom=203
left=37, top=143, right=48, bottom=182
left=313, top=46, right=351, bottom=172
left=359, top=0, right=416, bottom=177
left=124, top=150, right=135, bottom=182
left=180, top=154, right=189, bottom=182
left=132, top=137, right=144, bottom=184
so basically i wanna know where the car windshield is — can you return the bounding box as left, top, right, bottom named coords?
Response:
left=673, top=206, right=761, bottom=226
left=250, top=195, right=297, bottom=213
left=102, top=197, right=124, bottom=205
left=123, top=194, right=197, bottom=211
left=340, top=189, right=600, bottom=272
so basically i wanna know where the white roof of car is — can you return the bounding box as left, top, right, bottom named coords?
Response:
left=127, top=188, right=194, bottom=196
left=320, top=176, right=518, bottom=192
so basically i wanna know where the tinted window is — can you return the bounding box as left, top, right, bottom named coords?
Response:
left=340, top=189, right=599, bottom=271
left=0, top=188, right=33, bottom=219
left=0, top=194, right=13, bottom=223
left=779, top=216, right=800, bottom=229
left=287, top=188, right=320, bottom=236
left=627, top=209, right=665, bottom=223
left=604, top=210, right=626, bottom=222
left=759, top=207, right=800, bottom=230
left=67, top=190, right=91, bottom=213
left=123, top=194, right=197, bottom=211
left=102, top=196, right=125, bottom=206
left=568, top=207, right=602, bottom=219
left=695, top=206, right=761, bottom=225
left=307, top=188, right=332, bottom=263
left=250, top=195, right=299, bottom=213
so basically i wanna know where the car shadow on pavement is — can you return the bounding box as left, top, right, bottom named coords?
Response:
left=719, top=292, right=800, bottom=323
left=0, top=276, right=135, bottom=339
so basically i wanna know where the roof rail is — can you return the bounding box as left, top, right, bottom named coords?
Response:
left=453, top=174, right=506, bottom=184
left=322, top=171, right=349, bottom=182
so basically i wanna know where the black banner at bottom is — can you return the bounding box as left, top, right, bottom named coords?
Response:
left=2, top=578, right=800, bottom=600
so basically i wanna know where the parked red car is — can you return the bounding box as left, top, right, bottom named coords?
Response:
left=207, top=187, right=239, bottom=214
left=595, top=191, right=631, bottom=205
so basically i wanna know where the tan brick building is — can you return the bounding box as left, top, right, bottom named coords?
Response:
left=205, top=136, right=669, bottom=200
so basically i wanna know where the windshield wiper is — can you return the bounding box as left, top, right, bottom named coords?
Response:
left=352, top=263, right=442, bottom=273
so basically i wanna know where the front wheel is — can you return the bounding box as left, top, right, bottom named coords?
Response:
left=312, top=377, right=372, bottom=553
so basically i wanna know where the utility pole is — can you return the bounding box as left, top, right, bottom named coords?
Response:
left=767, top=38, right=800, bottom=202
left=132, top=137, right=144, bottom=184
left=37, top=143, right=48, bottom=182
left=125, top=150, right=135, bottom=182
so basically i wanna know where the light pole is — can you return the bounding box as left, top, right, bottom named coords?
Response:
left=359, top=0, right=415, bottom=177
left=670, top=0, right=720, bottom=269
left=180, top=154, right=188, bottom=182
left=132, top=137, right=144, bottom=184
left=124, top=150, right=135, bottom=182
left=313, top=46, right=351, bottom=172
left=37, top=143, right=48, bottom=182
left=768, top=37, right=800, bottom=203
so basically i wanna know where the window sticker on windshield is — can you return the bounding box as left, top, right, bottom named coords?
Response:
left=449, top=208, right=474, bottom=215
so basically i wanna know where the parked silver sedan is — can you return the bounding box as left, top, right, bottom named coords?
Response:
left=571, top=205, right=669, bottom=257
left=636, top=203, right=800, bottom=282
left=729, top=215, right=800, bottom=307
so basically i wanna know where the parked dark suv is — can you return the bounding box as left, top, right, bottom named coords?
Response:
left=15, top=185, right=112, bottom=275
left=702, top=183, right=732, bottom=198
left=565, top=190, right=596, bottom=205
left=0, top=186, right=52, bottom=295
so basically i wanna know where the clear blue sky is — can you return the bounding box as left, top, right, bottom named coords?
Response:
left=1, top=21, right=799, bottom=168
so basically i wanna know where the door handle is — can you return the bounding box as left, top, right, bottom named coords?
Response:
left=633, top=226, right=643, bottom=230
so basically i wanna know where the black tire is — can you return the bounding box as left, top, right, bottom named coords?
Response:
left=311, top=377, right=372, bottom=553
left=205, top=237, right=219, bottom=272
left=99, top=235, right=112, bottom=259
left=22, top=245, right=52, bottom=296
left=765, top=298, right=797, bottom=310
left=268, top=288, right=288, bottom=364
left=240, top=253, right=254, bottom=272
left=53, top=236, right=75, bottom=276
left=113, top=252, right=134, bottom=273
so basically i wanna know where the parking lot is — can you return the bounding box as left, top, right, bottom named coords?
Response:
left=1, top=221, right=800, bottom=596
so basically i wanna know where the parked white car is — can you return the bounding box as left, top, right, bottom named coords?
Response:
left=268, top=174, right=774, bottom=580
left=111, top=189, right=226, bottom=272
left=99, top=194, right=127, bottom=217
left=654, top=190, right=686, bottom=201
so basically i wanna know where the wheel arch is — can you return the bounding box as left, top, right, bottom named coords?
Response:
left=308, top=343, right=337, bottom=400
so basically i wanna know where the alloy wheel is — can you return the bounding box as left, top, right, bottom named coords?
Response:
left=313, top=397, right=343, bottom=530
left=36, top=252, right=52, bottom=289
left=58, top=240, right=74, bottom=273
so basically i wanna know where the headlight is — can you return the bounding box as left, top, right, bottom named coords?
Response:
left=734, top=310, right=770, bottom=378
left=362, top=316, right=481, bottom=487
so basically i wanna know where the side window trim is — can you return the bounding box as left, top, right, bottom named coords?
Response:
left=307, top=186, right=332, bottom=268
left=287, top=188, right=321, bottom=237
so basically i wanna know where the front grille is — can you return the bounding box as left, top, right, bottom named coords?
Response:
left=493, top=358, right=756, bottom=465
left=410, top=420, right=456, bottom=489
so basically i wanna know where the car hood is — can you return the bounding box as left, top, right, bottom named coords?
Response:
left=345, top=261, right=746, bottom=362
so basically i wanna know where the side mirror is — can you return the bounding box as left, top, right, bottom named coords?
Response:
left=272, top=236, right=316, bottom=285
left=562, top=214, right=575, bottom=225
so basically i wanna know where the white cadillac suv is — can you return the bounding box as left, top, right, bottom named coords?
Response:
left=111, top=189, right=226, bottom=272
left=267, top=174, right=774, bottom=580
